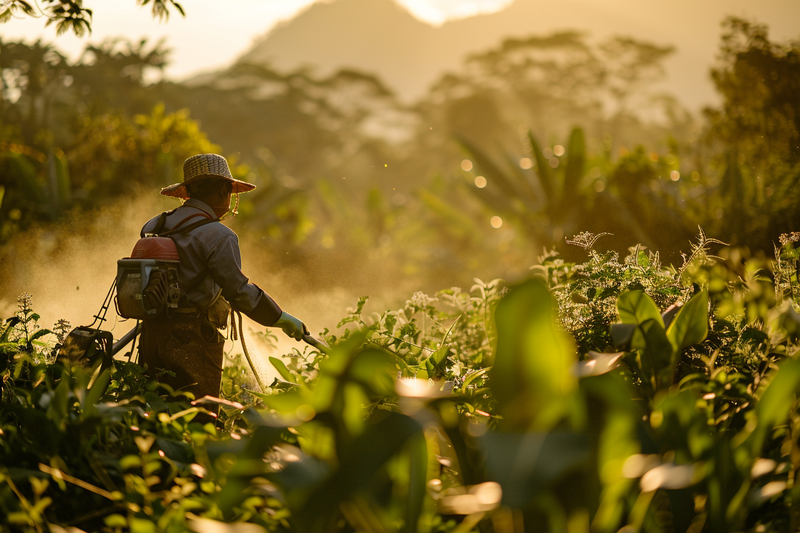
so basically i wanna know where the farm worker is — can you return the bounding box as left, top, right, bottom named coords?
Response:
left=137, top=153, right=308, bottom=400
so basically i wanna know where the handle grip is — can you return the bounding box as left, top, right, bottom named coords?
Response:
left=302, top=333, right=330, bottom=353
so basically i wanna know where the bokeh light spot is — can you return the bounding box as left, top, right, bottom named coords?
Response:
left=474, top=176, right=487, bottom=188
left=461, top=159, right=473, bottom=171
left=670, top=170, right=680, bottom=181
left=519, top=157, right=533, bottom=169
left=593, top=180, right=605, bottom=192
left=490, top=216, right=503, bottom=229
left=553, top=145, right=565, bottom=156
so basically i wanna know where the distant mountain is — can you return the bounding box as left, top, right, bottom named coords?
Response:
left=237, top=0, right=800, bottom=110
left=238, top=0, right=625, bottom=102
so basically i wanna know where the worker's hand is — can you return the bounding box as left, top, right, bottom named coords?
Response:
left=274, top=311, right=309, bottom=341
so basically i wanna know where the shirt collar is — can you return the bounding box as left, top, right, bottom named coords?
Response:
left=183, top=198, right=217, bottom=218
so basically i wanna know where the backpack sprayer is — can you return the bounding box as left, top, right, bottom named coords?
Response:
left=58, top=212, right=328, bottom=391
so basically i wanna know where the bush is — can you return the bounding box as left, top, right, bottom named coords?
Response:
left=4, top=230, right=800, bottom=532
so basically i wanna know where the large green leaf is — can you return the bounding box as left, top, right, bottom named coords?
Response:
left=666, top=290, right=709, bottom=352
left=633, top=319, right=673, bottom=391
left=490, top=278, right=576, bottom=430
left=296, top=412, right=425, bottom=533
left=746, top=357, right=800, bottom=455
left=617, top=290, right=664, bottom=327
left=481, top=431, right=591, bottom=508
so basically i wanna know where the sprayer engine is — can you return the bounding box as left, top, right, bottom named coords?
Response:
left=116, top=237, right=182, bottom=319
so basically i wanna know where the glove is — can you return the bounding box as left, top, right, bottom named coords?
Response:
left=274, top=311, right=309, bottom=341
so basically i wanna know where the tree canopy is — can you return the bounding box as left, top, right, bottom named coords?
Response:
left=0, top=0, right=184, bottom=36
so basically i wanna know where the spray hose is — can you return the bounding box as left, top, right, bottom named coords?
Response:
left=230, top=310, right=330, bottom=394
left=231, top=309, right=267, bottom=392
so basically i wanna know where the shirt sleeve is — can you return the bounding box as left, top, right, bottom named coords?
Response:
left=205, top=233, right=282, bottom=326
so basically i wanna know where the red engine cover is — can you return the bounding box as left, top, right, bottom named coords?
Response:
left=130, top=237, right=180, bottom=262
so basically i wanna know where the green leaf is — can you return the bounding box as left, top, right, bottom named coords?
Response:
left=666, top=290, right=709, bottom=352
left=617, top=290, right=664, bottom=327
left=561, top=127, right=586, bottom=212
left=490, top=278, right=576, bottom=429
left=29, top=329, right=51, bottom=342
left=482, top=431, right=590, bottom=508
left=461, top=368, right=489, bottom=389
left=457, top=136, right=525, bottom=201
left=1, top=317, right=21, bottom=342
left=348, top=348, right=396, bottom=396
left=610, top=323, right=636, bottom=346
left=104, top=514, right=128, bottom=528
left=634, top=319, right=673, bottom=390
left=296, top=412, right=424, bottom=532
left=83, top=369, right=111, bottom=417
left=527, top=131, right=555, bottom=206
left=270, top=356, right=297, bottom=383
left=746, top=358, right=800, bottom=454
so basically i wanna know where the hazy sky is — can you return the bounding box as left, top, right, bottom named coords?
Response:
left=2, top=0, right=512, bottom=79
left=2, top=0, right=798, bottom=105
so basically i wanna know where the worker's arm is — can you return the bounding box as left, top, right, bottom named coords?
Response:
left=206, top=233, right=308, bottom=338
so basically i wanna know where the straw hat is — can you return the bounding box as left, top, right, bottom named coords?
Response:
left=160, top=154, right=256, bottom=199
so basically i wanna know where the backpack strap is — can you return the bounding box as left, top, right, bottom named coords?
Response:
left=158, top=214, right=220, bottom=238
left=155, top=210, right=221, bottom=300
left=171, top=212, right=212, bottom=231
left=140, top=208, right=177, bottom=238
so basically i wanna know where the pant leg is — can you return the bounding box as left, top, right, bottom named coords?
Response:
left=139, top=316, right=224, bottom=400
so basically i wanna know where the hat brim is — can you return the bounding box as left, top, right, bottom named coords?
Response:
left=160, top=175, right=256, bottom=199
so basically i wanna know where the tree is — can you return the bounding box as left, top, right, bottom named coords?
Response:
left=0, top=39, right=68, bottom=144
left=0, top=0, right=184, bottom=36
left=705, top=17, right=800, bottom=179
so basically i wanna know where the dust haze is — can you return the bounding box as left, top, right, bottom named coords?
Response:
left=0, top=190, right=421, bottom=382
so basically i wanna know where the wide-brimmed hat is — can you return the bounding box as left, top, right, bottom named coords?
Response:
left=160, top=154, right=256, bottom=199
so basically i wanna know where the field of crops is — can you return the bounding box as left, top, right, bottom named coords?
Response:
left=4, top=231, right=800, bottom=532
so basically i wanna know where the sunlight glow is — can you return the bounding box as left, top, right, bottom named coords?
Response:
left=640, top=463, right=695, bottom=492
left=396, top=0, right=513, bottom=26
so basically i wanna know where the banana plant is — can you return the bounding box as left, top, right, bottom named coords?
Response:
left=457, top=127, right=591, bottom=245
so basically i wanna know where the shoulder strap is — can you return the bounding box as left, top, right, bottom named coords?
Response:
left=153, top=212, right=169, bottom=234
left=141, top=208, right=178, bottom=238
left=158, top=215, right=220, bottom=238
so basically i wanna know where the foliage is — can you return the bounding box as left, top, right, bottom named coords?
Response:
left=0, top=0, right=185, bottom=36
left=458, top=127, right=696, bottom=257
left=706, top=17, right=800, bottom=176
left=67, top=103, right=220, bottom=202
left=423, top=31, right=684, bottom=153
left=2, top=18, right=799, bottom=274
left=7, top=228, right=800, bottom=531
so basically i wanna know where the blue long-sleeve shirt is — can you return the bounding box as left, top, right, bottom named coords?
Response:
left=140, top=199, right=281, bottom=325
